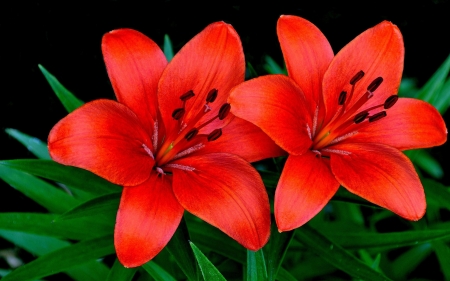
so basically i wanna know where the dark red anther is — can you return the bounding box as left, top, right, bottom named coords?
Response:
left=180, top=90, right=195, bottom=101
left=185, top=128, right=199, bottom=141
left=368, top=111, right=387, bottom=122
left=384, top=95, right=398, bottom=109
left=350, top=70, right=365, bottom=85
left=207, top=128, right=222, bottom=142
left=218, top=103, right=231, bottom=120
left=367, top=77, right=383, bottom=92
left=172, top=108, right=185, bottom=120
left=354, top=111, right=369, bottom=124
left=206, top=89, right=218, bottom=103
left=338, top=91, right=347, bottom=105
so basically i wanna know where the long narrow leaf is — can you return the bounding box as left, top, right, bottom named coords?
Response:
left=165, top=217, right=199, bottom=281
left=0, top=159, right=120, bottom=196
left=5, top=129, right=50, bottom=159
left=0, top=165, right=80, bottom=213
left=418, top=53, right=450, bottom=105
left=58, top=192, right=121, bottom=221
left=247, top=249, right=267, bottom=281
left=38, top=64, right=84, bottom=112
left=390, top=243, right=432, bottom=280
left=107, top=259, right=138, bottom=281
left=433, top=241, right=450, bottom=280
left=190, top=242, right=226, bottom=281
left=1, top=235, right=114, bottom=281
left=297, top=225, right=392, bottom=281
left=264, top=223, right=295, bottom=281
left=142, top=261, right=177, bottom=281
left=0, top=213, right=112, bottom=240
left=163, top=34, right=174, bottom=62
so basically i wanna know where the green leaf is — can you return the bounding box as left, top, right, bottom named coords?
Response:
left=38, top=64, right=84, bottom=112
left=423, top=178, right=450, bottom=211
left=433, top=241, right=450, bottom=280
left=0, top=213, right=112, bottom=240
left=332, top=187, right=380, bottom=208
left=163, top=34, right=174, bottom=62
left=0, top=165, right=80, bottom=213
left=106, top=259, right=138, bottom=281
left=296, top=225, right=392, bottom=281
left=142, top=261, right=177, bottom=281
left=5, top=129, right=50, bottom=159
left=264, top=223, right=295, bottom=281
left=246, top=62, right=258, bottom=79
left=0, top=159, right=120, bottom=196
left=263, top=55, right=287, bottom=75
left=247, top=249, right=267, bottom=281
left=58, top=192, right=121, bottom=221
left=390, top=243, right=432, bottom=280
left=190, top=242, right=226, bottom=281
left=417, top=53, right=450, bottom=107
left=1, top=235, right=114, bottom=281
left=434, top=77, right=450, bottom=113
left=404, top=149, right=443, bottom=179
left=323, top=229, right=450, bottom=250
left=0, top=229, right=111, bottom=281
left=165, top=217, right=199, bottom=281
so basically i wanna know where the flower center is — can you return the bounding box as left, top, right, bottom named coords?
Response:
left=311, top=70, right=398, bottom=155
left=151, top=89, right=231, bottom=171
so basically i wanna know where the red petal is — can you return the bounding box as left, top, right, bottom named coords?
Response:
left=330, top=142, right=425, bottom=220
left=346, top=98, right=447, bottom=150
left=275, top=151, right=340, bottom=232
left=102, top=29, right=168, bottom=130
left=48, top=99, right=154, bottom=186
left=197, top=116, right=286, bottom=162
left=322, top=21, right=404, bottom=125
left=229, top=75, right=312, bottom=155
left=115, top=172, right=184, bottom=267
left=158, top=22, right=245, bottom=136
left=277, top=15, right=333, bottom=114
left=170, top=153, right=270, bottom=250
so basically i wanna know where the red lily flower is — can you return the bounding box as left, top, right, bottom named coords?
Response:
left=229, top=16, right=447, bottom=232
left=48, top=22, right=282, bottom=267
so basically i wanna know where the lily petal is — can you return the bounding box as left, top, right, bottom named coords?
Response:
left=323, top=21, right=404, bottom=124
left=171, top=153, right=270, bottom=250
left=197, top=116, right=286, bottom=162
left=277, top=15, right=333, bottom=114
left=229, top=75, right=312, bottom=155
left=158, top=21, right=245, bottom=136
left=102, top=29, right=168, bottom=130
left=275, top=151, right=340, bottom=232
left=48, top=99, right=154, bottom=186
left=330, top=142, right=425, bottom=220
left=347, top=98, right=447, bottom=150
left=115, top=172, right=184, bottom=267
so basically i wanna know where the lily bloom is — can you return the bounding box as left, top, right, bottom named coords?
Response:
left=229, top=16, right=447, bottom=232
left=48, top=22, right=282, bottom=267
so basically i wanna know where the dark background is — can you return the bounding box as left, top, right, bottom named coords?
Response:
left=0, top=0, right=449, bottom=208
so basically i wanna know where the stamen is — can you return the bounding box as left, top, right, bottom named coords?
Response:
left=354, top=111, right=369, bottom=124
left=329, top=131, right=358, bottom=145
left=350, top=70, right=365, bottom=85
left=152, top=120, right=159, bottom=151
left=206, top=89, right=218, bottom=103
left=185, top=128, right=199, bottom=141
left=142, top=144, right=154, bottom=159
left=367, top=77, right=383, bottom=92
left=180, top=90, right=195, bottom=101
left=173, top=143, right=205, bottom=160
left=218, top=103, right=231, bottom=120
left=164, top=163, right=196, bottom=172
left=368, top=111, right=387, bottom=122
left=321, top=148, right=351, bottom=156
left=384, top=95, right=398, bottom=109
left=338, top=91, right=347, bottom=105
left=207, top=128, right=222, bottom=141
left=172, top=108, right=185, bottom=120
